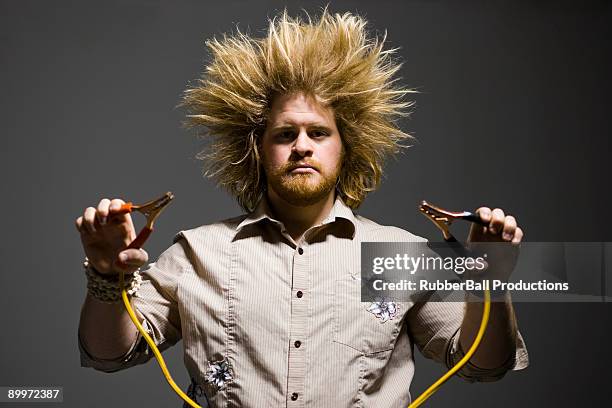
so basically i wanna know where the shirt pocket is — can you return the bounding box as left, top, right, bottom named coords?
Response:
left=332, top=276, right=403, bottom=354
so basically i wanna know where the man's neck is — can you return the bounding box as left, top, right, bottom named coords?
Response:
left=266, top=189, right=336, bottom=243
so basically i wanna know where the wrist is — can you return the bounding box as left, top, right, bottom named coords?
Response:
left=83, top=257, right=142, bottom=304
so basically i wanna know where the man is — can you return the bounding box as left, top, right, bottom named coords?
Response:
left=76, top=10, right=528, bottom=407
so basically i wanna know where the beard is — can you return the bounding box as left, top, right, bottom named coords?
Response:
left=264, top=158, right=341, bottom=207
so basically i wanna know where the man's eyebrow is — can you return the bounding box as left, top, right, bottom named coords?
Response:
left=268, top=123, right=333, bottom=132
left=268, top=124, right=295, bottom=131
left=308, top=124, right=333, bottom=132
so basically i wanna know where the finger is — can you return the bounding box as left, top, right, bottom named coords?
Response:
left=83, top=207, right=97, bottom=233
left=109, top=198, right=126, bottom=213
left=118, top=248, right=148, bottom=266
left=489, top=208, right=505, bottom=234
left=502, top=215, right=517, bottom=241
left=476, top=207, right=492, bottom=223
left=75, top=216, right=85, bottom=233
left=512, top=227, right=523, bottom=245
left=108, top=198, right=128, bottom=222
left=96, top=198, right=111, bottom=226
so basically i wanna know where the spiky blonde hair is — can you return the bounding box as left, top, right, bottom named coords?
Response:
left=182, top=9, right=415, bottom=211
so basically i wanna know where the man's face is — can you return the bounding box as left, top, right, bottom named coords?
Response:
left=261, top=92, right=344, bottom=206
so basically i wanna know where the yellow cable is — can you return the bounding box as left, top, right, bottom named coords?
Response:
left=119, top=271, right=489, bottom=408
left=120, top=271, right=201, bottom=408
left=408, top=289, right=491, bottom=408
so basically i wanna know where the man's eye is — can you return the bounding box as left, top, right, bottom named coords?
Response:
left=311, top=130, right=329, bottom=138
left=277, top=131, right=294, bottom=140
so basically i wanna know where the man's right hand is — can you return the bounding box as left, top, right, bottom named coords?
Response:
left=75, top=198, right=148, bottom=275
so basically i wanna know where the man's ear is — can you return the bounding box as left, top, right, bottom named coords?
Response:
left=339, top=136, right=348, bottom=164
left=255, top=132, right=264, bottom=161
left=254, top=132, right=267, bottom=176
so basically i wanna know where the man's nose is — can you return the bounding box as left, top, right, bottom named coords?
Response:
left=292, top=130, right=314, bottom=157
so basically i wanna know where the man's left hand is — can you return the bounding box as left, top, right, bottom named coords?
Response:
left=468, top=207, right=523, bottom=244
left=467, top=207, right=524, bottom=282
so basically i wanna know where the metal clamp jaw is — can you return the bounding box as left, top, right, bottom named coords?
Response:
left=419, top=200, right=484, bottom=242
left=118, top=191, right=175, bottom=250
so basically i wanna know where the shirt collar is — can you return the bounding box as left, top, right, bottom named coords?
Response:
left=236, top=194, right=356, bottom=238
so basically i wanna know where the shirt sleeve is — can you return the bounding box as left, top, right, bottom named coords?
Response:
left=445, top=322, right=529, bottom=382
left=406, top=297, right=529, bottom=383
left=78, top=235, right=190, bottom=373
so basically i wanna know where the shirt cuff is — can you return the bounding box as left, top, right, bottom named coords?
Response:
left=445, top=327, right=529, bottom=383
left=78, top=318, right=155, bottom=373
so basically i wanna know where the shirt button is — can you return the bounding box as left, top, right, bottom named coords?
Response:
left=294, top=340, right=301, bottom=348
left=291, top=392, right=299, bottom=401
left=296, top=291, right=303, bottom=298
left=297, top=247, right=304, bottom=255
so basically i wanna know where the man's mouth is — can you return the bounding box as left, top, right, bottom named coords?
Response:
left=287, top=163, right=318, bottom=173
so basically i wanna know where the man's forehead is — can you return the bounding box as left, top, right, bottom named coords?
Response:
left=267, top=92, right=336, bottom=127
left=268, top=117, right=333, bottom=129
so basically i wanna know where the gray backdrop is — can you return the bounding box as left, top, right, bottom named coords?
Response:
left=1, top=1, right=610, bottom=407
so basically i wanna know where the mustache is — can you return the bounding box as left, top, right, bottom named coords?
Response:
left=282, top=160, right=320, bottom=172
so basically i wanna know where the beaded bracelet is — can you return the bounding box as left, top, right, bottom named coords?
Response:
left=83, top=258, right=142, bottom=303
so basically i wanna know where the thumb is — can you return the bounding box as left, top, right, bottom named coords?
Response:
left=116, top=248, right=149, bottom=270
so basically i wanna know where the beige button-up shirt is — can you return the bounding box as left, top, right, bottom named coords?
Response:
left=79, top=196, right=528, bottom=407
